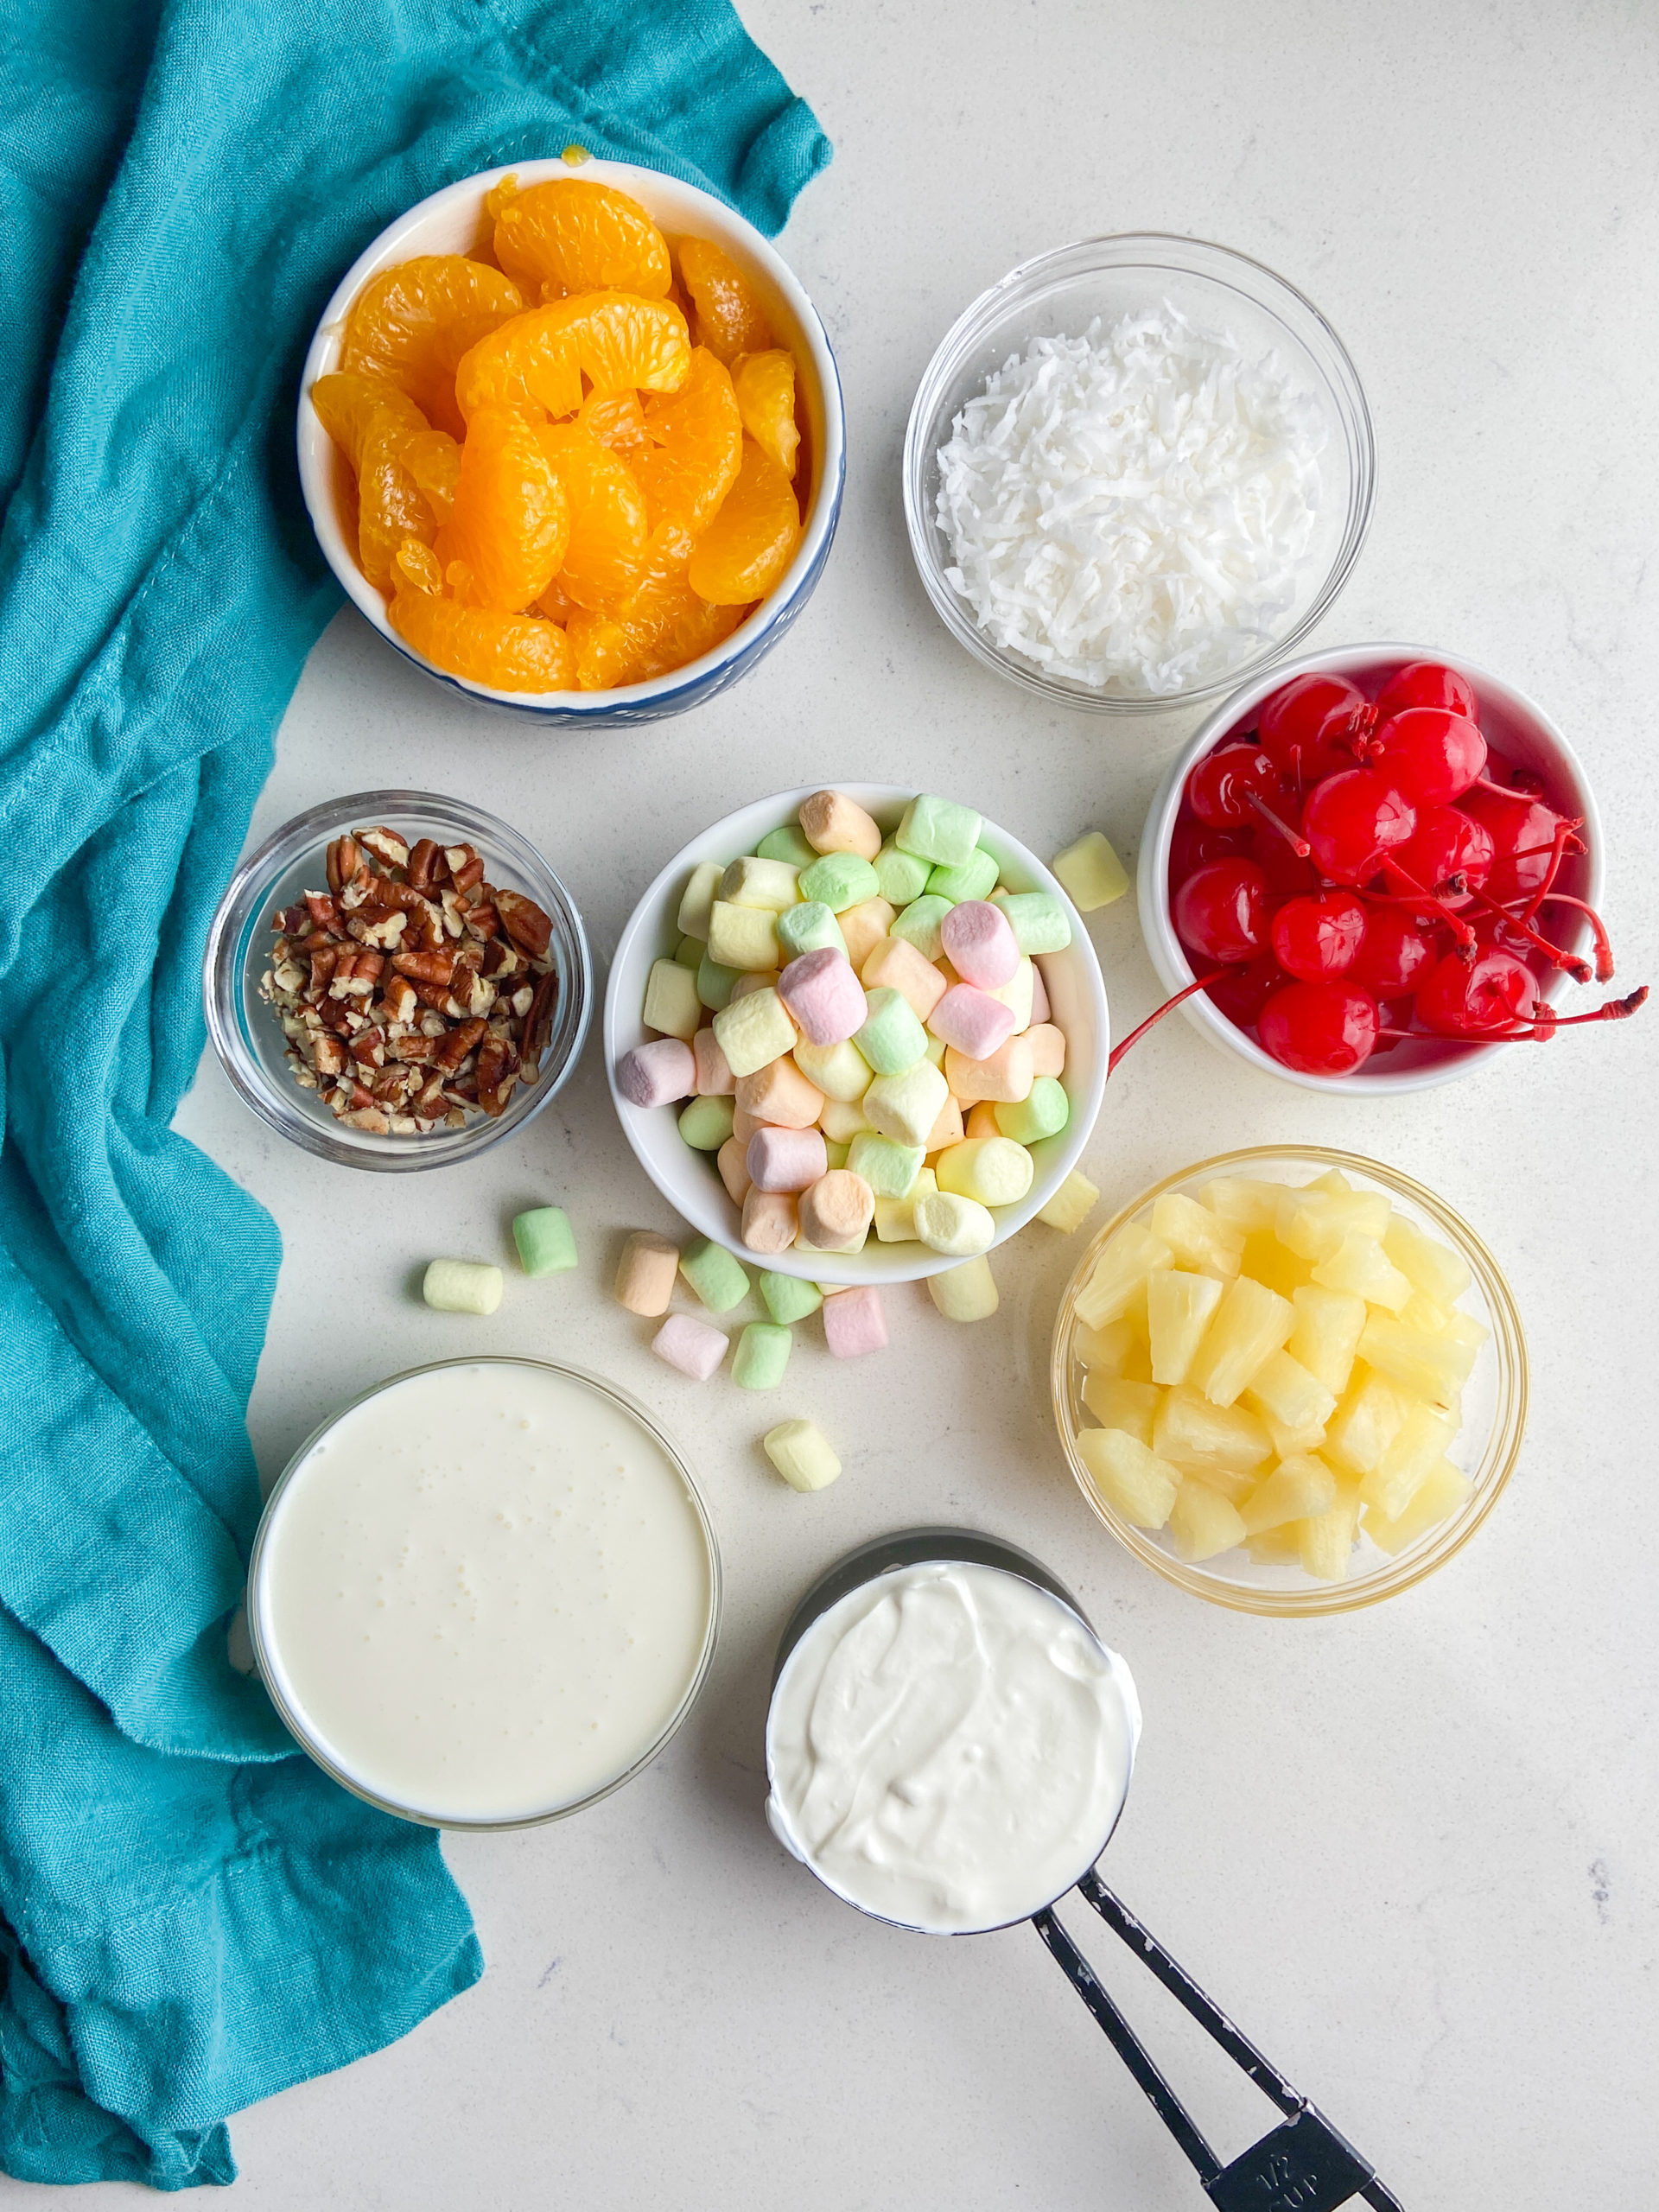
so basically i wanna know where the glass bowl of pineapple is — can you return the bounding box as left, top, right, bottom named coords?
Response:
left=1050, top=1146, right=1527, bottom=1614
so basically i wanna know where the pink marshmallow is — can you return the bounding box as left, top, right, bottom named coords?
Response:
left=927, top=983, right=1017, bottom=1060
left=779, top=947, right=868, bottom=1046
left=617, top=1037, right=696, bottom=1107
left=940, top=900, right=1019, bottom=988
left=741, top=1188, right=799, bottom=1252
left=651, top=1313, right=728, bottom=1380
left=747, top=1125, right=829, bottom=1192
left=823, top=1285, right=888, bottom=1359
left=692, top=1027, right=735, bottom=1096
left=1029, top=959, right=1051, bottom=1024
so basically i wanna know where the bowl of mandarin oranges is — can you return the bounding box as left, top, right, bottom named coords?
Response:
left=298, top=154, right=844, bottom=722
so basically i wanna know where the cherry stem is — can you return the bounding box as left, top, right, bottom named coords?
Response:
left=1379, top=857, right=1477, bottom=949
left=1244, top=789, right=1312, bottom=857
left=1517, top=815, right=1580, bottom=925
left=1456, top=879, right=1592, bottom=984
left=1108, top=969, right=1228, bottom=1078
left=1478, top=986, right=1647, bottom=1040
left=1533, top=893, right=1615, bottom=983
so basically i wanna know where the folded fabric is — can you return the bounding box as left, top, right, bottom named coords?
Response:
left=0, top=0, right=829, bottom=2188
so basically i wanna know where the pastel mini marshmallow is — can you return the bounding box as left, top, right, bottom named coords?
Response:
left=731, top=1105, right=766, bottom=1143
left=779, top=948, right=868, bottom=1046
left=913, top=1188, right=995, bottom=1257
left=1051, top=830, right=1128, bottom=912
left=798, top=850, right=880, bottom=913
left=1027, top=1021, right=1066, bottom=1077
left=707, top=900, right=780, bottom=971
left=928, top=984, right=1017, bottom=1060
left=926, top=848, right=999, bottom=903
left=675, top=935, right=702, bottom=967
left=873, top=839, right=931, bottom=906
left=734, top=1055, right=824, bottom=1128
left=823, top=1285, right=888, bottom=1358
left=822, top=1139, right=850, bottom=1171
left=945, top=1034, right=1035, bottom=1105
left=732, top=1319, right=792, bottom=1389
left=874, top=1166, right=937, bottom=1242
left=994, top=890, right=1073, bottom=953
left=423, top=1259, right=503, bottom=1315
left=857, top=986, right=929, bottom=1076
left=643, top=958, right=702, bottom=1040
left=776, top=901, right=847, bottom=963
left=845, top=1131, right=923, bottom=1198
left=720, top=855, right=801, bottom=910
left=923, top=1092, right=965, bottom=1154
left=791, top=1036, right=871, bottom=1103
left=758, top=823, right=817, bottom=869
left=614, top=1230, right=680, bottom=1316
left=741, top=1188, right=801, bottom=1254
left=716, top=1135, right=752, bottom=1205
left=963, top=1100, right=1000, bottom=1141
left=1029, top=961, right=1052, bottom=1024
left=677, top=861, right=721, bottom=940
left=983, top=956, right=1034, bottom=1034
left=937, top=1135, right=1035, bottom=1209
left=860, top=933, right=947, bottom=1021
left=651, top=1312, right=728, bottom=1381
left=729, top=969, right=779, bottom=1001
left=692, top=1027, right=735, bottom=1095
left=888, top=893, right=952, bottom=963
left=679, top=1237, right=750, bottom=1313
left=677, top=1095, right=734, bottom=1150
left=995, top=1075, right=1070, bottom=1145
left=759, top=1271, right=823, bottom=1325
left=897, top=793, right=982, bottom=868
left=712, top=986, right=797, bottom=1079
left=818, top=1096, right=872, bottom=1142
left=799, top=790, right=881, bottom=861
left=747, top=1125, right=828, bottom=1192
left=940, top=899, right=1020, bottom=988
left=798, top=1168, right=875, bottom=1250
left=764, top=1419, right=841, bottom=1492
left=1036, top=1167, right=1099, bottom=1233
left=838, top=897, right=897, bottom=969
left=927, top=1255, right=999, bottom=1322
left=861, top=1059, right=949, bottom=1148
left=696, top=951, right=741, bottom=1010
left=616, top=1036, right=696, bottom=1106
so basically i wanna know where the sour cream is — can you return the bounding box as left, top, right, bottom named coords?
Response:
left=252, top=1361, right=716, bottom=1825
left=766, top=1560, right=1139, bottom=1933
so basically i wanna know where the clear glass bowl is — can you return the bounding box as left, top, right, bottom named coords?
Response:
left=203, top=790, right=592, bottom=1170
left=903, top=234, right=1376, bottom=714
left=1050, top=1147, right=1527, bottom=1615
left=246, top=1357, right=721, bottom=1829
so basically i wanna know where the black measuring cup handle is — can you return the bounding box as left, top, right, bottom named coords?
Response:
left=1032, top=1871, right=1404, bottom=2212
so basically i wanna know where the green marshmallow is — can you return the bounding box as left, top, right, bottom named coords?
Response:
left=512, top=1205, right=577, bottom=1277
left=994, top=1076, right=1071, bottom=1145
left=776, top=900, right=848, bottom=962
left=856, top=986, right=927, bottom=1076
left=846, top=1131, right=924, bottom=1198
left=798, top=850, right=880, bottom=913
left=679, top=1096, right=735, bottom=1151
left=823, top=1138, right=850, bottom=1169
left=680, top=1236, right=750, bottom=1313
left=759, top=1270, right=823, bottom=1325
left=897, top=793, right=982, bottom=868
left=874, top=839, right=931, bottom=906
left=889, top=893, right=953, bottom=963
left=732, top=1320, right=791, bottom=1390
left=697, top=950, right=742, bottom=1011
left=757, top=823, right=818, bottom=869
left=927, top=847, right=1000, bottom=903
left=996, top=891, right=1072, bottom=954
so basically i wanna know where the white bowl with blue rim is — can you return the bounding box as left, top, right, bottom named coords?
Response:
left=296, top=156, right=844, bottom=726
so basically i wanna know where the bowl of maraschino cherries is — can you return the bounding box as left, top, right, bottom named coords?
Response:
left=1135, top=644, right=1645, bottom=1091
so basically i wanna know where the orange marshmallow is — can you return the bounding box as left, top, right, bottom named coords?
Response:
left=799, top=789, right=881, bottom=861
left=735, top=1057, right=824, bottom=1129
left=924, top=1095, right=965, bottom=1153
left=945, top=1035, right=1035, bottom=1104
left=798, top=1168, right=875, bottom=1249
left=732, top=1105, right=766, bottom=1142
left=1027, top=1021, right=1066, bottom=1077
left=861, top=934, right=948, bottom=1021
left=693, top=1026, right=735, bottom=1096
left=730, top=969, right=781, bottom=1001
left=716, top=1135, right=752, bottom=1204
left=964, top=1100, right=1000, bottom=1140
left=741, top=1188, right=800, bottom=1254
left=838, top=897, right=896, bottom=969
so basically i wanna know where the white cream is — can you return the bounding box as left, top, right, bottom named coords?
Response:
left=766, top=1560, right=1139, bottom=1933
left=255, top=1362, right=714, bottom=1824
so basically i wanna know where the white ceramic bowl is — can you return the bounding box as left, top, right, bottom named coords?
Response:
left=297, top=156, right=845, bottom=725
left=1136, top=641, right=1605, bottom=1094
left=605, top=785, right=1110, bottom=1285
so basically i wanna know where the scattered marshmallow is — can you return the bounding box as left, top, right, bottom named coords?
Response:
left=679, top=1236, right=750, bottom=1313
left=734, top=1319, right=792, bottom=1389
left=512, top=1207, right=576, bottom=1277
left=1051, top=830, right=1128, bottom=912
left=617, top=1036, right=696, bottom=1107
left=423, top=1259, right=503, bottom=1314
left=614, top=1230, right=680, bottom=1315
left=823, top=1286, right=888, bottom=1358
left=759, top=1270, right=823, bottom=1325
left=928, top=1255, right=999, bottom=1322
left=764, top=1418, right=842, bottom=1491
left=652, top=1312, right=729, bottom=1380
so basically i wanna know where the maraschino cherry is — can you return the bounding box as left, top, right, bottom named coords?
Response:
left=1257, top=673, right=1370, bottom=783
left=1270, top=891, right=1366, bottom=981
left=1172, top=859, right=1271, bottom=963
left=1258, top=980, right=1380, bottom=1075
left=1368, top=708, right=1487, bottom=804
left=1302, top=770, right=1416, bottom=883
left=1374, top=661, right=1479, bottom=722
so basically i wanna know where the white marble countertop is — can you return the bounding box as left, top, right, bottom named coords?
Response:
left=53, top=2, right=1659, bottom=2204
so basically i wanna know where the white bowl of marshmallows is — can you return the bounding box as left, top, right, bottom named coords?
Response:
left=605, top=785, right=1109, bottom=1285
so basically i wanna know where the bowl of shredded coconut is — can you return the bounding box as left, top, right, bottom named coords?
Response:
left=903, top=235, right=1375, bottom=709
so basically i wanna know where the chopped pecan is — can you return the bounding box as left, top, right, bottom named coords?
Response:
left=392, top=947, right=458, bottom=985
left=406, top=837, right=445, bottom=892
left=304, top=890, right=340, bottom=930
left=358, top=826, right=410, bottom=870
left=431, top=1015, right=486, bottom=1072
left=495, top=889, right=553, bottom=959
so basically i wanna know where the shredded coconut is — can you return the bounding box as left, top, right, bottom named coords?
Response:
left=935, top=308, right=1326, bottom=696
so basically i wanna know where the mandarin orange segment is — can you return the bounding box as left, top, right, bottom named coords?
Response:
left=389, top=588, right=574, bottom=691
left=359, top=409, right=436, bottom=592
left=311, top=372, right=425, bottom=468
left=454, top=307, right=583, bottom=423
left=686, top=436, right=802, bottom=606
left=393, top=537, right=444, bottom=594
left=402, top=429, right=461, bottom=519
left=677, top=238, right=772, bottom=365
left=488, top=176, right=671, bottom=300
left=575, top=387, right=649, bottom=454
left=537, top=292, right=689, bottom=395
left=633, top=347, right=743, bottom=537
left=567, top=584, right=743, bottom=691
left=730, top=349, right=800, bottom=480
left=434, top=408, right=569, bottom=612
left=339, top=256, right=523, bottom=438
left=537, top=426, right=648, bottom=613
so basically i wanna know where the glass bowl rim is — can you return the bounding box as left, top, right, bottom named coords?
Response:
left=245, top=1353, right=723, bottom=1829
left=1049, top=1143, right=1528, bottom=1615
left=202, top=786, right=594, bottom=1172
left=902, top=229, right=1377, bottom=715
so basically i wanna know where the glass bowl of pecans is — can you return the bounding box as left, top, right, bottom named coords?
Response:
left=204, top=790, right=593, bottom=1170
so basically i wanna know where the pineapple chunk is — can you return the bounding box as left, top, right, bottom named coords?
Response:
left=1359, top=1402, right=1457, bottom=1518
left=1075, top=1313, right=1153, bottom=1380
left=1363, top=1459, right=1471, bottom=1554
left=1246, top=1523, right=1304, bottom=1565
left=1324, top=1367, right=1407, bottom=1477
left=1147, top=1268, right=1225, bottom=1385
left=1238, top=1229, right=1311, bottom=1300
left=1198, top=1176, right=1283, bottom=1233
left=1399, top=1287, right=1451, bottom=1336
left=1445, top=1310, right=1488, bottom=1357
left=1287, top=1284, right=1367, bottom=1397
left=1168, top=1478, right=1248, bottom=1562
left=1262, top=1409, right=1328, bottom=1459
left=1074, top=1222, right=1173, bottom=1330
left=1240, top=1452, right=1338, bottom=1535
left=1154, top=1386, right=1271, bottom=1477
left=1082, top=1374, right=1160, bottom=1446
left=1076, top=1427, right=1180, bottom=1528
left=1243, top=1348, right=1337, bottom=1437
left=1357, top=1313, right=1478, bottom=1409
left=1149, top=1192, right=1243, bottom=1278
left=1299, top=1485, right=1363, bottom=1580
left=1187, top=1275, right=1294, bottom=1408
left=1275, top=1184, right=1391, bottom=1262
left=1311, top=1232, right=1413, bottom=1312
left=1382, top=1214, right=1471, bottom=1308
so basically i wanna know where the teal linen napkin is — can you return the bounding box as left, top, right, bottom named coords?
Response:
left=0, top=0, right=829, bottom=2189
